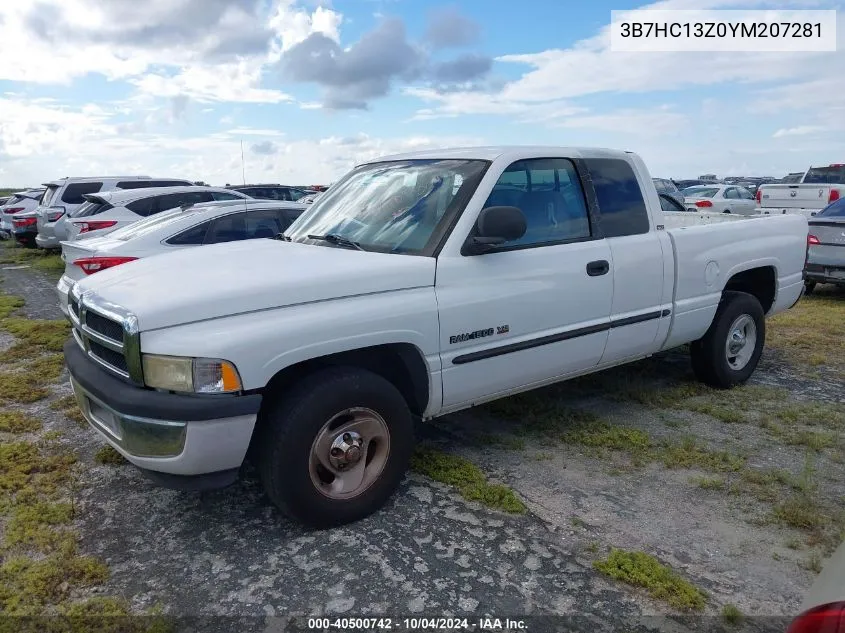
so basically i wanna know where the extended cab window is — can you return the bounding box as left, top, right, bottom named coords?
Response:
left=584, top=158, right=649, bottom=237
left=61, top=182, right=103, bottom=204
left=483, top=158, right=590, bottom=247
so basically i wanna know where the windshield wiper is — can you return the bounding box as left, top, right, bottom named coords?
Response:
left=273, top=233, right=291, bottom=241
left=306, top=233, right=366, bottom=251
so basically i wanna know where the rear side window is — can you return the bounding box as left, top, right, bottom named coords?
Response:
left=803, top=166, right=845, bottom=184
left=584, top=158, right=649, bottom=238
left=61, top=182, right=103, bottom=204
left=41, top=186, right=59, bottom=206
left=167, top=221, right=212, bottom=245
left=116, top=180, right=192, bottom=189
left=205, top=212, right=249, bottom=244
left=72, top=201, right=114, bottom=217
left=126, top=198, right=156, bottom=216
left=211, top=192, right=243, bottom=201
left=154, top=192, right=213, bottom=213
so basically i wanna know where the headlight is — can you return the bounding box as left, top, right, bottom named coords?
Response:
left=142, top=355, right=243, bottom=394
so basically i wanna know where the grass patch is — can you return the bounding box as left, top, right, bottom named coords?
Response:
left=0, top=295, right=25, bottom=319
left=50, top=395, right=86, bottom=426
left=4, top=502, right=75, bottom=552
left=0, top=410, right=42, bottom=434
left=690, top=476, right=726, bottom=491
left=767, top=292, right=845, bottom=371
left=0, top=246, right=64, bottom=276
left=563, top=422, right=651, bottom=453
left=94, top=446, right=127, bottom=466
left=772, top=496, right=828, bottom=531
left=658, top=438, right=745, bottom=473
left=801, top=552, right=824, bottom=574
left=0, top=548, right=109, bottom=614
left=410, top=447, right=526, bottom=514
left=594, top=548, right=707, bottom=611
left=0, top=372, right=49, bottom=403
left=1, top=318, right=70, bottom=352
left=722, top=604, right=744, bottom=625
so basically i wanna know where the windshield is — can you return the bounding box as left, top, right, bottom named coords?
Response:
left=816, top=199, right=845, bottom=217
left=285, top=159, right=488, bottom=255
left=682, top=187, right=719, bottom=197
left=108, top=208, right=195, bottom=241
left=803, top=166, right=845, bottom=184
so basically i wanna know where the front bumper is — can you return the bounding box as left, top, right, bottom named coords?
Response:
left=64, top=339, right=263, bottom=484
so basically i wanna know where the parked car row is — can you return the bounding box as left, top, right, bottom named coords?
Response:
left=0, top=176, right=322, bottom=249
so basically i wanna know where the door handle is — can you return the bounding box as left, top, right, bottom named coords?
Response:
left=586, top=260, right=610, bottom=277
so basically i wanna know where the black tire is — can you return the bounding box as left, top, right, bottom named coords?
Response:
left=690, top=291, right=765, bottom=389
left=804, top=281, right=816, bottom=296
left=258, top=366, right=414, bottom=528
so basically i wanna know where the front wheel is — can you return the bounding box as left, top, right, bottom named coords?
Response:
left=690, top=291, right=765, bottom=389
left=258, top=367, right=414, bottom=528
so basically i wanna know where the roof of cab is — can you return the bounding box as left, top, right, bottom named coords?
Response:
left=365, top=145, right=632, bottom=165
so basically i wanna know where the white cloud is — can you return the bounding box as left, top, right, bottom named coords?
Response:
left=0, top=0, right=342, bottom=104
left=772, top=126, right=825, bottom=138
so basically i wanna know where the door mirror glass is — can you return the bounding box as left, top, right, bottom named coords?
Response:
left=463, top=205, right=527, bottom=255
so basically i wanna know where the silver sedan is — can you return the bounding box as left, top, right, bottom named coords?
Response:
left=682, top=184, right=758, bottom=215
left=804, top=198, right=845, bottom=294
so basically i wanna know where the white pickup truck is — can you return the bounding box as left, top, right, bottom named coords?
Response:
left=63, top=147, right=808, bottom=527
left=757, top=164, right=845, bottom=217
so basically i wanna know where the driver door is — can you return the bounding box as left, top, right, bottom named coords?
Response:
left=434, top=157, right=613, bottom=409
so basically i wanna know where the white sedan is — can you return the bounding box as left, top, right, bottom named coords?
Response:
left=682, top=185, right=757, bottom=215
left=56, top=199, right=307, bottom=316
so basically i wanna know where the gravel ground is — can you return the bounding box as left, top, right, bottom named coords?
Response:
left=3, top=258, right=842, bottom=633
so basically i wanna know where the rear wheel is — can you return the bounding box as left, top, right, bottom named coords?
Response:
left=258, top=367, right=414, bottom=528
left=690, top=291, right=765, bottom=389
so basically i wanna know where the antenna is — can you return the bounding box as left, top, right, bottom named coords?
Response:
left=240, top=139, right=246, bottom=186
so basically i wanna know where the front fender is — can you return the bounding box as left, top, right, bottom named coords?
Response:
left=138, top=287, right=442, bottom=393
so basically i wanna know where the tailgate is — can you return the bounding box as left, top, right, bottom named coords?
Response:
left=759, top=185, right=830, bottom=210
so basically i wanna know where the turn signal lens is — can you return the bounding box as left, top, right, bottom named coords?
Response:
left=695, top=200, right=713, bottom=208
left=786, top=602, right=845, bottom=633
left=808, top=234, right=820, bottom=245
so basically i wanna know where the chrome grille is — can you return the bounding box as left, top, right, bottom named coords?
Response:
left=69, top=287, right=142, bottom=383
left=85, top=311, right=124, bottom=341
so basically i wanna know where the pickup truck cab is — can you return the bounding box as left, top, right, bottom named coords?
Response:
left=757, top=164, right=845, bottom=217
left=63, top=146, right=808, bottom=527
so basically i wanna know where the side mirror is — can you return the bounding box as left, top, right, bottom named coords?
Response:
left=462, top=206, right=527, bottom=255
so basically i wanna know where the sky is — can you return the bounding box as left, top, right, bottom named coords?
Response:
left=0, top=0, right=843, bottom=187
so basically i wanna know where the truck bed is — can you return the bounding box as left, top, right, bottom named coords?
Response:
left=661, top=213, right=807, bottom=349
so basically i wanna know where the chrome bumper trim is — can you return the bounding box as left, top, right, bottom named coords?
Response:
left=71, top=376, right=187, bottom=458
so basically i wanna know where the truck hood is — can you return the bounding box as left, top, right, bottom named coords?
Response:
left=74, top=239, right=437, bottom=331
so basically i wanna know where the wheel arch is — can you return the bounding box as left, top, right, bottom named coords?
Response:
left=722, top=265, right=777, bottom=314
left=257, top=342, right=432, bottom=421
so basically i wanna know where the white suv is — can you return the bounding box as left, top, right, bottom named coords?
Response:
left=35, top=176, right=193, bottom=249
left=1, top=189, right=45, bottom=238
left=66, top=186, right=250, bottom=241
